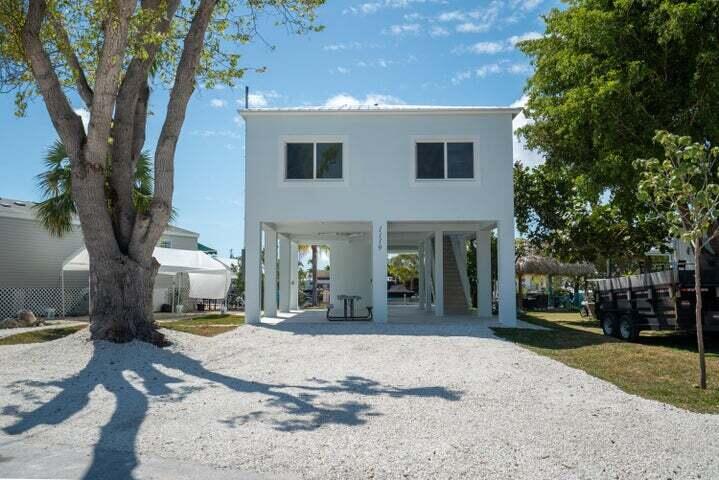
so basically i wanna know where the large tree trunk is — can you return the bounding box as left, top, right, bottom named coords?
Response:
left=311, top=245, right=319, bottom=306
left=89, top=254, right=167, bottom=345
left=694, top=238, right=707, bottom=389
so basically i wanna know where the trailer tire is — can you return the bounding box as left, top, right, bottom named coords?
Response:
left=618, top=314, right=639, bottom=342
left=600, top=313, right=618, bottom=337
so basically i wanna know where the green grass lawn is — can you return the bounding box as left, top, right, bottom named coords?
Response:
left=0, top=325, right=87, bottom=346
left=159, top=314, right=244, bottom=337
left=492, top=312, right=719, bottom=414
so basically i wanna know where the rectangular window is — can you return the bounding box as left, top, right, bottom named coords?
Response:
left=316, top=143, right=342, bottom=179
left=285, top=142, right=343, bottom=180
left=447, top=142, right=474, bottom=178
left=286, top=143, right=314, bottom=179
left=159, top=239, right=172, bottom=248
left=416, top=143, right=445, bottom=179
left=415, top=141, right=474, bottom=180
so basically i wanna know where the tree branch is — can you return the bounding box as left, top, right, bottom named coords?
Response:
left=109, top=0, right=181, bottom=251
left=50, top=15, right=93, bottom=107
left=132, top=0, right=218, bottom=256
left=21, top=0, right=84, bottom=159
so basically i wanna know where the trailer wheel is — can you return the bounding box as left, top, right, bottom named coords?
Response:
left=618, top=315, right=639, bottom=342
left=600, top=313, right=618, bottom=337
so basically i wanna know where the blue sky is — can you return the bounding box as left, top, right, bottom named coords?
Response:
left=0, top=0, right=550, bottom=257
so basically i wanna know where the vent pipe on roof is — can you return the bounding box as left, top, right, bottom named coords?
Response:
left=245, top=86, right=249, bottom=109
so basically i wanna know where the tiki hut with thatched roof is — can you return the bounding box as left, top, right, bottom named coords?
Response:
left=515, top=255, right=596, bottom=309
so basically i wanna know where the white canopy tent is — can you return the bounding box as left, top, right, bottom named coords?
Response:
left=61, top=247, right=233, bottom=316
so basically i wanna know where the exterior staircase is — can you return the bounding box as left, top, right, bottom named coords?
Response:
left=443, top=236, right=469, bottom=315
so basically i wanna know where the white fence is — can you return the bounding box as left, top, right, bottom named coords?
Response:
left=0, top=287, right=89, bottom=319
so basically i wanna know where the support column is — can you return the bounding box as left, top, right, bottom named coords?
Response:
left=476, top=230, right=493, bottom=318
left=424, top=237, right=433, bottom=309
left=278, top=236, right=290, bottom=313
left=289, top=242, right=299, bottom=310
left=434, top=230, right=444, bottom=316
left=418, top=244, right=426, bottom=309
left=263, top=226, right=278, bottom=318
left=244, top=221, right=262, bottom=324
left=371, top=219, right=388, bottom=322
left=497, top=220, right=517, bottom=326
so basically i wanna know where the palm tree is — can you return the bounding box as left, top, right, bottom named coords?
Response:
left=35, top=140, right=165, bottom=237
left=297, top=244, right=329, bottom=306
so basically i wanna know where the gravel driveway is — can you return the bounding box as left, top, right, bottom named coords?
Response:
left=1, top=321, right=718, bottom=479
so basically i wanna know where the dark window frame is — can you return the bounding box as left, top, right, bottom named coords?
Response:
left=414, top=140, right=475, bottom=180
left=284, top=141, right=344, bottom=181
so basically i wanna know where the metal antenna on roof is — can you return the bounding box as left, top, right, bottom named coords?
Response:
left=245, top=86, right=249, bottom=109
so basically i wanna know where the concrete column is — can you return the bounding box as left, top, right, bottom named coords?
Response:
left=289, top=242, right=299, bottom=310
left=477, top=230, right=493, bottom=318
left=424, top=237, right=433, bottom=309
left=418, top=245, right=426, bottom=309
left=434, top=230, right=444, bottom=316
left=278, top=236, right=290, bottom=313
left=244, top=221, right=262, bottom=324
left=371, top=219, right=388, bottom=322
left=497, top=220, right=517, bottom=326
left=263, top=226, right=278, bottom=318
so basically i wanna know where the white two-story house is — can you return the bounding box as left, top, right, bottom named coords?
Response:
left=241, top=105, right=519, bottom=325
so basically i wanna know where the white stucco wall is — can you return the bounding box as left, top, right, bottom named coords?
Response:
left=243, top=111, right=515, bottom=225
left=328, top=238, right=372, bottom=312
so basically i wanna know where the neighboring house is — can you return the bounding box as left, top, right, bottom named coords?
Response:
left=0, top=197, right=199, bottom=318
left=198, top=243, right=218, bottom=256
left=241, top=105, right=519, bottom=324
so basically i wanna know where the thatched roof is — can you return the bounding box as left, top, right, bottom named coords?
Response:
left=516, top=255, right=596, bottom=277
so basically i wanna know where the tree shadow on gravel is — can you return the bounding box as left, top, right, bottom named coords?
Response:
left=1, top=340, right=462, bottom=480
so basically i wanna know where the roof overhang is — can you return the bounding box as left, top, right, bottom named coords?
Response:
left=240, top=106, right=523, bottom=120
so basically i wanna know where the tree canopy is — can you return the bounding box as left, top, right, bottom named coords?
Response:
left=515, top=0, right=719, bottom=263
left=0, top=0, right=323, bottom=343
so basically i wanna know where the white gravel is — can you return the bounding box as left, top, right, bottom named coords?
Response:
left=1, top=321, right=718, bottom=480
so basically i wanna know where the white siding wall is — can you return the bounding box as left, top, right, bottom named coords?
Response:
left=0, top=217, right=87, bottom=288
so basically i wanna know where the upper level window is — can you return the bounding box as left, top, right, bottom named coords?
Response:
left=416, top=141, right=474, bottom=179
left=159, top=239, right=172, bottom=248
left=286, top=142, right=343, bottom=180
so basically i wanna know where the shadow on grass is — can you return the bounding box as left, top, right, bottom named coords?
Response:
left=2, top=338, right=461, bottom=479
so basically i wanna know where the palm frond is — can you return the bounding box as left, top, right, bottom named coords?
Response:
left=35, top=140, right=178, bottom=236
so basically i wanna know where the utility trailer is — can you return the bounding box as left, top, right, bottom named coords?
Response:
left=589, top=266, right=719, bottom=341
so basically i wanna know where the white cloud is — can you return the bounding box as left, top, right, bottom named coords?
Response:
left=508, top=31, right=543, bottom=46
left=451, top=70, right=472, bottom=85
left=323, top=93, right=406, bottom=108
left=454, top=31, right=543, bottom=55
left=210, top=98, right=227, bottom=108
left=429, top=26, right=450, bottom=37
left=74, top=108, right=90, bottom=131
left=344, top=0, right=444, bottom=15
left=514, top=0, right=543, bottom=11
left=456, top=22, right=490, bottom=33
left=323, top=41, right=370, bottom=51
left=471, top=61, right=533, bottom=78
left=468, top=41, right=506, bottom=54
left=191, top=129, right=242, bottom=139
left=385, top=23, right=421, bottom=35
left=332, top=66, right=351, bottom=75
left=475, top=63, right=503, bottom=77
left=437, top=10, right=465, bottom=22
left=238, top=90, right=281, bottom=108
left=507, top=63, right=532, bottom=75
left=511, top=95, right=544, bottom=167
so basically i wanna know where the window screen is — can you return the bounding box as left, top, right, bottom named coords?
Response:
left=316, top=143, right=342, bottom=179
left=447, top=142, right=474, bottom=178
left=286, top=143, right=314, bottom=179
left=416, top=143, right=444, bottom=179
